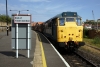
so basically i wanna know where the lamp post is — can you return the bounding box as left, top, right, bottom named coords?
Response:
left=6, top=0, right=9, bottom=36
left=0, top=14, right=3, bottom=31
left=10, top=10, right=29, bottom=14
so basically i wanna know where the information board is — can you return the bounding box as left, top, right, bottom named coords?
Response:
left=11, top=14, right=31, bottom=58
left=14, top=16, right=31, bottom=23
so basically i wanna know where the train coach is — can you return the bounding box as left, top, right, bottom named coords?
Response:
left=38, top=11, right=84, bottom=51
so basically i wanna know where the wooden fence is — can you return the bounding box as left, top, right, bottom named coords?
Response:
left=88, top=30, right=100, bottom=38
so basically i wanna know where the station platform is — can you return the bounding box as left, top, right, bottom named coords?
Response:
left=0, top=31, right=36, bottom=67
left=33, top=32, right=69, bottom=67
left=0, top=31, right=70, bottom=67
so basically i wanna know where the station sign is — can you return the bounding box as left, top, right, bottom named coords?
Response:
left=14, top=16, right=31, bottom=23
left=11, top=14, right=32, bottom=58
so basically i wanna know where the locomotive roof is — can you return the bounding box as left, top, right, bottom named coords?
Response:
left=52, top=12, right=77, bottom=18
left=45, top=12, right=82, bottom=22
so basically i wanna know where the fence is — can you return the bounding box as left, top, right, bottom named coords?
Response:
left=84, top=29, right=100, bottom=39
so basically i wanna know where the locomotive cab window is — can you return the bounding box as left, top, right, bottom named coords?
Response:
left=59, top=18, right=65, bottom=26
left=76, top=18, right=82, bottom=26
left=66, top=18, right=75, bottom=22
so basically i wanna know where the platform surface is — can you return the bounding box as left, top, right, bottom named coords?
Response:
left=0, top=31, right=36, bottom=67
left=36, top=32, right=67, bottom=67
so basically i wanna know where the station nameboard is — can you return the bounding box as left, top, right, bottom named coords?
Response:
left=14, top=16, right=31, bottom=23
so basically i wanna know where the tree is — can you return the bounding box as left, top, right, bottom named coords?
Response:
left=0, top=14, right=11, bottom=23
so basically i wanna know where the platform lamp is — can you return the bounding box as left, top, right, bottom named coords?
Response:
left=10, top=10, right=29, bottom=14
left=6, top=0, right=9, bottom=36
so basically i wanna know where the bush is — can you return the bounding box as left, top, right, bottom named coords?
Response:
left=92, top=37, right=100, bottom=44
left=83, top=29, right=89, bottom=38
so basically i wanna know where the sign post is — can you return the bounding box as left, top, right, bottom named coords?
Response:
left=11, top=14, right=31, bottom=58
left=16, top=23, right=18, bottom=58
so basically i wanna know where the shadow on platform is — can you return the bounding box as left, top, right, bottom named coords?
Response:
left=0, top=51, right=26, bottom=58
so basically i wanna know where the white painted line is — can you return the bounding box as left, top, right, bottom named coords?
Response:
left=41, top=33, right=70, bottom=67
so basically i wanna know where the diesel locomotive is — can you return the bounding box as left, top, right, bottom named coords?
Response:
left=37, top=11, right=83, bottom=50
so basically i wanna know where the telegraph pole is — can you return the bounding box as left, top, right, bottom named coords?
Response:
left=92, top=10, right=98, bottom=30
left=92, top=10, right=95, bottom=29
left=92, top=10, right=95, bottom=21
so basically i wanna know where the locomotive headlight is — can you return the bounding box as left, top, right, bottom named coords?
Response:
left=79, top=29, right=81, bottom=32
left=61, top=30, right=63, bottom=32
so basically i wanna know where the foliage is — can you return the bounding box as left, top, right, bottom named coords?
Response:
left=0, top=14, right=11, bottom=23
left=83, top=38, right=100, bottom=48
left=92, top=37, right=100, bottom=44
left=83, top=29, right=89, bottom=38
left=84, top=21, right=100, bottom=25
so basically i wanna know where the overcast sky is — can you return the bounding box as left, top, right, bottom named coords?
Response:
left=0, top=0, right=100, bottom=22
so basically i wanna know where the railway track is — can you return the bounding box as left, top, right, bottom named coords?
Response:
left=77, top=49, right=100, bottom=67
left=60, top=48, right=99, bottom=67
left=74, top=50, right=99, bottom=67
left=46, top=36, right=100, bottom=67
left=86, top=44, right=100, bottom=51
left=63, top=52, right=95, bottom=67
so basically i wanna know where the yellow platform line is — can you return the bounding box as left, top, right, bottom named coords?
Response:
left=37, top=33, right=47, bottom=67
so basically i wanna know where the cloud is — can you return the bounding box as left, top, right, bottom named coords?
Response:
left=19, top=0, right=50, bottom=2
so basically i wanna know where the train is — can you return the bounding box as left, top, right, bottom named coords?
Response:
left=33, top=11, right=84, bottom=51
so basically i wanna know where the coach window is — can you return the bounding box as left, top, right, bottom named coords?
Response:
left=48, top=22, right=51, bottom=27
left=52, top=19, right=57, bottom=26
left=59, top=18, right=65, bottom=26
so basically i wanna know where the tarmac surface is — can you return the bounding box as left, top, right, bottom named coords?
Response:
left=0, top=31, right=36, bottom=67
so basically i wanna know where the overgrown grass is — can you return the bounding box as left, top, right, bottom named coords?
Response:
left=83, top=37, right=100, bottom=48
left=92, top=37, right=100, bottom=48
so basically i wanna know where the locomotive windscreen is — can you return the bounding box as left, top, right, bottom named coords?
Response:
left=62, top=12, right=77, bottom=17
left=66, top=18, right=75, bottom=22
